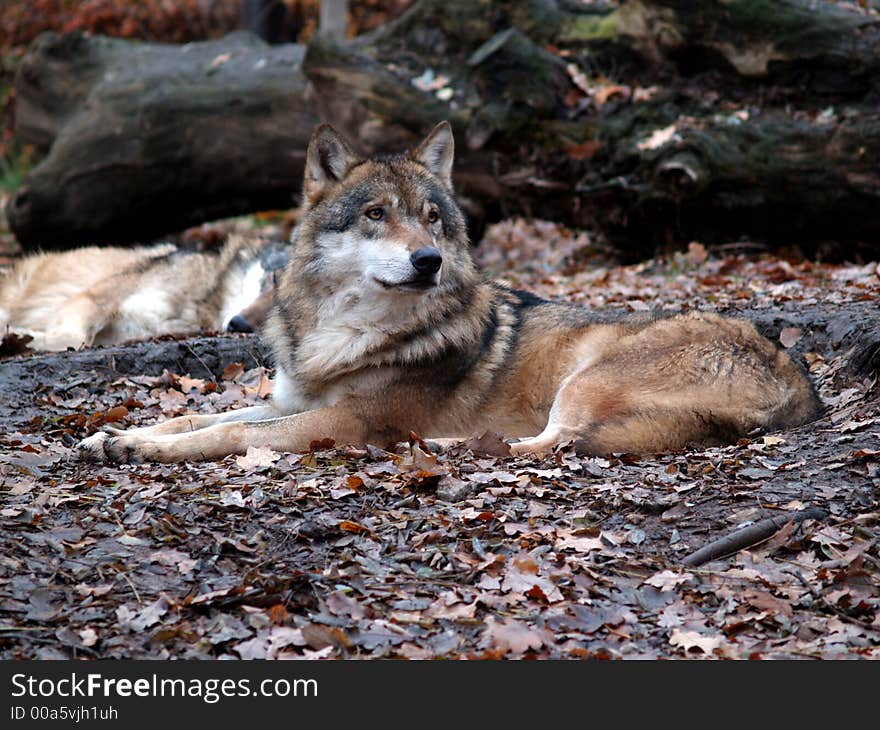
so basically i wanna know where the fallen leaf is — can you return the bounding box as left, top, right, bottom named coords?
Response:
left=637, top=124, right=678, bottom=151
left=762, top=435, right=786, bottom=446
left=78, top=628, right=98, bottom=647
left=26, top=589, right=60, bottom=622
left=743, top=589, right=793, bottom=618
left=235, top=446, right=280, bottom=470
left=268, top=604, right=290, bottom=625
left=150, top=548, right=197, bottom=575
left=501, top=554, right=563, bottom=602
left=425, top=600, right=478, bottom=620
left=326, top=591, right=368, bottom=620
left=301, top=623, right=351, bottom=650
left=102, top=405, right=129, bottom=423
left=555, top=528, right=604, bottom=554
left=465, top=431, right=512, bottom=457
left=178, top=375, right=207, bottom=394
left=567, top=140, right=602, bottom=161
left=219, top=489, right=246, bottom=508
left=339, top=520, right=373, bottom=537
left=684, top=241, right=708, bottom=265
left=669, top=629, right=724, bottom=654
left=9, top=482, right=34, bottom=496
left=644, top=570, right=694, bottom=592
left=188, top=588, right=233, bottom=606
left=593, top=83, right=630, bottom=105
left=481, top=616, right=544, bottom=656
left=779, top=327, right=803, bottom=348
left=0, top=331, right=34, bottom=357
left=75, top=584, right=113, bottom=598
left=222, top=362, right=245, bottom=381
left=129, top=597, right=169, bottom=632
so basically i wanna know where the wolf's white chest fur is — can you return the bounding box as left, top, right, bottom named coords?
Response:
left=296, top=280, right=423, bottom=375
left=273, top=285, right=425, bottom=415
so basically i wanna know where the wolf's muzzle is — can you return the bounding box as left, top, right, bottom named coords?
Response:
left=410, top=247, right=442, bottom=274
left=225, top=314, right=253, bottom=333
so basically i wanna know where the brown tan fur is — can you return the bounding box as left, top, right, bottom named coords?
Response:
left=1, top=234, right=283, bottom=351
left=78, top=122, right=820, bottom=463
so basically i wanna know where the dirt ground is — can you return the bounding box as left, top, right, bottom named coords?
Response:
left=1, top=222, right=878, bottom=659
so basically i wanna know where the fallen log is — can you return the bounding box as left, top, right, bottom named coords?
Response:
left=8, top=31, right=318, bottom=249
left=7, top=0, right=880, bottom=256
left=0, top=333, right=268, bottom=429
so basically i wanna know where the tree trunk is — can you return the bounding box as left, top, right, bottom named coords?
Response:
left=7, top=0, right=880, bottom=257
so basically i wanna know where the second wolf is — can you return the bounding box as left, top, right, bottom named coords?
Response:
left=1, top=234, right=287, bottom=351
left=80, top=121, right=820, bottom=462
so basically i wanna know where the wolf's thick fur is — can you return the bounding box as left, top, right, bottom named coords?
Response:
left=1, top=234, right=286, bottom=351
left=79, top=122, right=820, bottom=463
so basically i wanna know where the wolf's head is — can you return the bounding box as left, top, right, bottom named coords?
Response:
left=291, top=121, right=477, bottom=300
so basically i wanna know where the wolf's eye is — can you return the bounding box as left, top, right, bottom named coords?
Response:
left=365, top=207, right=385, bottom=221
left=427, top=210, right=440, bottom=223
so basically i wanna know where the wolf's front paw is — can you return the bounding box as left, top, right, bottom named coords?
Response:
left=77, top=431, right=111, bottom=462
left=77, top=430, right=143, bottom=464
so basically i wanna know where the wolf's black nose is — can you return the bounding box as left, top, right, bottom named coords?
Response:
left=410, top=247, right=442, bottom=274
left=226, top=314, right=253, bottom=333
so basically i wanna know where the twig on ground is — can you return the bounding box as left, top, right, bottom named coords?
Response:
left=682, top=507, right=828, bottom=567
left=182, top=342, right=215, bottom=379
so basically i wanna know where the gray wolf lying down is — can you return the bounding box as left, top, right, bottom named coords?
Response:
left=79, top=122, right=820, bottom=463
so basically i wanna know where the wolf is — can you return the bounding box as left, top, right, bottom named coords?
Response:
left=78, top=121, right=820, bottom=463
left=1, top=234, right=288, bottom=352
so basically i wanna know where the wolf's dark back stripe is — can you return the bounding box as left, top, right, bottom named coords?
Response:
left=445, top=300, right=510, bottom=390
left=479, top=301, right=499, bottom=356
left=481, top=298, right=521, bottom=393
left=506, top=285, right=608, bottom=329
left=122, top=249, right=177, bottom=276
left=420, top=346, right=475, bottom=387
left=510, top=288, right=549, bottom=310
left=403, top=297, right=500, bottom=390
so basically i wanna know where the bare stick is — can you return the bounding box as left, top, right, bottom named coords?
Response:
left=682, top=507, right=828, bottom=567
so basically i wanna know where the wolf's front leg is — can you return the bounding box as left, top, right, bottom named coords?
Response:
left=77, top=405, right=278, bottom=461
left=81, top=403, right=371, bottom=463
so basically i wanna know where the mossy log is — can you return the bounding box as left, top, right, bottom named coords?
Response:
left=7, top=0, right=880, bottom=256
left=607, top=0, right=880, bottom=94
left=304, top=0, right=880, bottom=257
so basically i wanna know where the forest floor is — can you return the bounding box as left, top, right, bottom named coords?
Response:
left=1, top=219, right=878, bottom=660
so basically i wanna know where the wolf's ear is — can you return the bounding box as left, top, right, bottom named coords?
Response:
left=304, top=124, right=359, bottom=203
left=412, top=121, right=454, bottom=188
